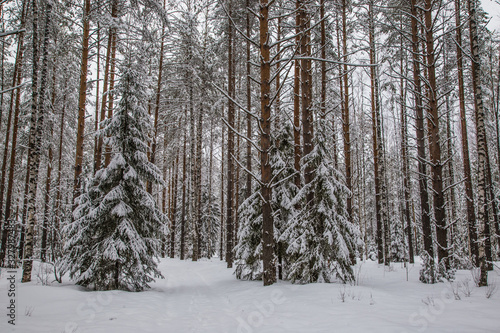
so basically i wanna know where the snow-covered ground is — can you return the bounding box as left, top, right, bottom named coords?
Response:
left=1, top=258, right=499, bottom=333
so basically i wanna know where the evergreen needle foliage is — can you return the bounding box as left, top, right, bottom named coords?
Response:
left=59, top=57, right=168, bottom=291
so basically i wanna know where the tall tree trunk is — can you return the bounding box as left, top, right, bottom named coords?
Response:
left=320, top=0, right=326, bottom=120
left=22, top=0, right=50, bottom=282
left=194, top=106, right=203, bottom=259
left=341, top=0, right=352, bottom=226
left=468, top=0, right=490, bottom=286
left=170, top=146, right=179, bottom=258
left=41, top=68, right=57, bottom=262
left=293, top=0, right=301, bottom=189
left=299, top=0, right=314, bottom=197
left=399, top=27, right=414, bottom=264
left=93, top=25, right=100, bottom=174
left=245, top=0, right=252, bottom=199
left=208, top=116, right=214, bottom=257
left=0, top=0, right=26, bottom=265
left=454, top=0, right=479, bottom=265
left=259, top=0, right=276, bottom=286
left=220, top=115, right=225, bottom=261
left=94, top=24, right=114, bottom=172
left=104, top=6, right=118, bottom=168
left=401, top=83, right=414, bottom=264
left=72, top=0, right=91, bottom=201
left=411, top=0, right=434, bottom=275
left=52, top=95, right=67, bottom=260
left=148, top=17, right=166, bottom=194
left=226, top=0, right=235, bottom=268
left=189, top=77, right=197, bottom=260
left=424, top=0, right=448, bottom=270
left=368, top=1, right=387, bottom=265
left=180, top=109, right=188, bottom=260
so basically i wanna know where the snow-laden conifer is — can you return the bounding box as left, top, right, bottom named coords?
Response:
left=234, top=190, right=263, bottom=280
left=271, top=123, right=299, bottom=279
left=60, top=56, right=168, bottom=291
left=282, top=118, right=359, bottom=284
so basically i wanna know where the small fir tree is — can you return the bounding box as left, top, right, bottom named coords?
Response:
left=59, top=57, right=168, bottom=291
left=234, top=190, right=263, bottom=280
left=282, top=118, right=359, bottom=284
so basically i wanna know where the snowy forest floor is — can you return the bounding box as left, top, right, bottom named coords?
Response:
left=1, top=258, right=500, bottom=333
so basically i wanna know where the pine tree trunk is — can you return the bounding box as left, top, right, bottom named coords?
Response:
left=72, top=0, right=91, bottom=201
left=208, top=116, right=214, bottom=258
left=226, top=0, right=235, bottom=268
left=245, top=0, right=252, bottom=199
left=368, top=1, right=386, bottom=265
left=104, top=7, right=118, bottom=168
left=411, top=0, right=434, bottom=274
left=454, top=0, right=479, bottom=265
left=195, top=106, right=203, bottom=259
left=341, top=0, right=352, bottom=226
left=94, top=26, right=113, bottom=173
left=170, top=146, right=179, bottom=258
left=468, top=0, right=490, bottom=286
left=22, top=0, right=48, bottom=282
left=180, top=109, right=188, bottom=260
left=93, top=26, right=100, bottom=174
left=52, top=96, right=67, bottom=260
left=0, top=0, right=26, bottom=265
left=220, top=118, right=225, bottom=261
left=400, top=28, right=414, bottom=264
left=189, top=79, right=197, bottom=261
left=148, top=19, right=165, bottom=194
left=424, top=0, right=448, bottom=269
left=299, top=0, right=314, bottom=196
left=320, top=0, right=326, bottom=120
left=259, top=0, right=276, bottom=286
left=293, top=0, right=301, bottom=190
left=41, top=68, right=57, bottom=263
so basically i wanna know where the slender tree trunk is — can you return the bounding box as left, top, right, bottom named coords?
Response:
left=180, top=109, right=188, bottom=260
left=220, top=116, right=225, bottom=261
left=148, top=18, right=166, bottom=194
left=293, top=0, right=301, bottom=190
left=208, top=116, right=214, bottom=257
left=468, top=0, right=490, bottom=286
left=0, top=0, right=26, bottom=265
left=368, top=1, right=386, bottom=265
left=72, top=0, right=91, bottom=201
left=93, top=25, right=100, bottom=173
left=226, top=0, right=235, bottom=268
left=234, top=107, right=240, bottom=249
left=259, top=0, right=276, bottom=286
left=341, top=0, right=352, bottom=226
left=52, top=94, right=67, bottom=260
left=320, top=0, right=326, bottom=120
left=189, top=79, right=197, bottom=260
left=104, top=9, right=118, bottom=168
left=22, top=0, right=47, bottom=282
left=195, top=106, right=203, bottom=259
left=94, top=26, right=113, bottom=172
left=18, top=152, right=30, bottom=261
left=454, top=0, right=479, bottom=265
left=161, top=135, right=168, bottom=257
left=245, top=0, right=252, bottom=199
left=41, top=68, right=57, bottom=263
left=299, top=0, right=314, bottom=197
left=424, top=0, right=448, bottom=270
left=411, top=0, right=434, bottom=275
left=399, top=28, right=414, bottom=264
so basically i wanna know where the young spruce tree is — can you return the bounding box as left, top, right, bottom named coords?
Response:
left=60, top=56, right=168, bottom=291
left=283, top=118, right=359, bottom=283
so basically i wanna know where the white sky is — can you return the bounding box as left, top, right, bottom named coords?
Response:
left=482, top=0, right=500, bottom=32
